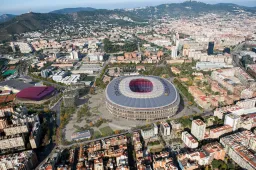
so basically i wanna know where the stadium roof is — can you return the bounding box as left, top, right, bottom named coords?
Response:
left=106, top=76, right=179, bottom=109
left=16, top=86, right=55, bottom=101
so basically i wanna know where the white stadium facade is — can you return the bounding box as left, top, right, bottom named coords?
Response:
left=105, top=76, right=180, bottom=120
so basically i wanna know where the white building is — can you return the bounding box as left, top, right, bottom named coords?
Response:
left=41, top=69, right=50, bottom=78
left=171, top=46, right=178, bottom=58
left=72, top=64, right=102, bottom=75
left=224, top=113, right=241, bottom=131
left=52, top=71, right=67, bottom=82
left=154, top=123, right=158, bottom=135
left=60, top=74, right=80, bottom=85
left=87, top=53, right=103, bottom=62
left=70, top=51, right=79, bottom=60
left=14, top=42, right=32, bottom=53
left=181, top=131, right=199, bottom=149
left=160, top=122, right=170, bottom=136
left=191, top=119, right=206, bottom=141
left=196, top=62, right=232, bottom=71
left=141, top=123, right=158, bottom=140
left=0, top=151, right=38, bottom=170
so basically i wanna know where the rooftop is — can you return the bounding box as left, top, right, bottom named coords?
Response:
left=106, top=76, right=179, bottom=109
left=193, top=119, right=205, bottom=126
left=16, top=86, right=55, bottom=101
left=210, top=125, right=232, bottom=133
left=0, top=80, right=34, bottom=91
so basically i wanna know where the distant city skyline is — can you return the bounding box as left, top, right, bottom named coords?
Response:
left=0, top=0, right=255, bottom=15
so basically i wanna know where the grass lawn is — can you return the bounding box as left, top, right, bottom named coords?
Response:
left=93, top=131, right=102, bottom=139
left=84, top=76, right=95, bottom=81
left=100, top=126, right=114, bottom=136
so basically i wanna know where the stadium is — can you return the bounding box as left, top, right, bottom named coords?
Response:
left=105, top=76, right=180, bottom=120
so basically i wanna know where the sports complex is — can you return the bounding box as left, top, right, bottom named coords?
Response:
left=105, top=76, right=180, bottom=120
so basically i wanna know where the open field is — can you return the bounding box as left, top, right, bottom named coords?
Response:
left=100, top=126, right=114, bottom=136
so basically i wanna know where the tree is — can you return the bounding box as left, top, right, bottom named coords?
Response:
left=114, top=130, right=120, bottom=134
left=212, top=160, right=226, bottom=169
left=44, top=107, right=49, bottom=113
left=89, top=87, right=95, bottom=95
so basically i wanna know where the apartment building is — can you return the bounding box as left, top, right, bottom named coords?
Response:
left=191, top=119, right=206, bottom=141
left=0, top=150, right=38, bottom=170
left=220, top=131, right=256, bottom=170
left=141, top=123, right=158, bottom=140
left=160, top=122, right=171, bottom=136
left=181, top=131, right=198, bottom=149
left=153, top=151, right=178, bottom=170
left=202, top=142, right=226, bottom=161
left=209, top=125, right=232, bottom=139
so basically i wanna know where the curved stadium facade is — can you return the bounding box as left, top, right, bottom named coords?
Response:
left=105, top=76, right=180, bottom=120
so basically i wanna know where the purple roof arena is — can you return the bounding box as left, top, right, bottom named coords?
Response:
left=16, top=86, right=55, bottom=101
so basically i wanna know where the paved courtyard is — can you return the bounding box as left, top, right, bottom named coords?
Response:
left=64, top=89, right=147, bottom=142
left=64, top=88, right=199, bottom=141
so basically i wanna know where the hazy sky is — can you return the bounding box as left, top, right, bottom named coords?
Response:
left=1, top=0, right=255, bottom=15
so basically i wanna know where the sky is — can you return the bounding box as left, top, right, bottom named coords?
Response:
left=0, top=0, right=255, bottom=15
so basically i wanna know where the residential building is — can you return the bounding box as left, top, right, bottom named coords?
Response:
left=177, top=151, right=211, bottom=170
left=0, top=135, right=26, bottom=152
left=153, top=151, right=178, bottom=170
left=224, top=113, right=241, bottom=131
left=181, top=131, right=198, bottom=149
left=209, top=125, right=233, bottom=139
left=160, top=122, right=171, bottom=136
left=141, top=123, right=158, bottom=140
left=202, top=142, right=226, bottom=161
left=220, top=131, right=256, bottom=170
left=191, top=119, right=206, bottom=141
left=0, top=150, right=38, bottom=170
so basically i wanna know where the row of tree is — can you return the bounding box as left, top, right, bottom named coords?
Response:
left=103, top=38, right=138, bottom=53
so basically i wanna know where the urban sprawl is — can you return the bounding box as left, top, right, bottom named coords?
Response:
left=0, top=4, right=255, bottom=170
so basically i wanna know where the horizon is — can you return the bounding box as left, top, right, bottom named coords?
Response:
left=0, top=0, right=255, bottom=15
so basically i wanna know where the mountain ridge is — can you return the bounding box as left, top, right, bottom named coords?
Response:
left=0, top=2, right=255, bottom=42
left=50, top=7, right=96, bottom=14
left=0, top=14, right=16, bottom=23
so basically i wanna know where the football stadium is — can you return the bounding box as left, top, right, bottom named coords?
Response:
left=105, top=76, right=180, bottom=120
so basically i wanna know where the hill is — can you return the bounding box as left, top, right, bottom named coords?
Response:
left=0, top=2, right=255, bottom=42
left=122, top=1, right=256, bottom=19
left=0, top=12, right=71, bottom=41
left=0, top=14, right=16, bottom=23
left=50, top=7, right=96, bottom=14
